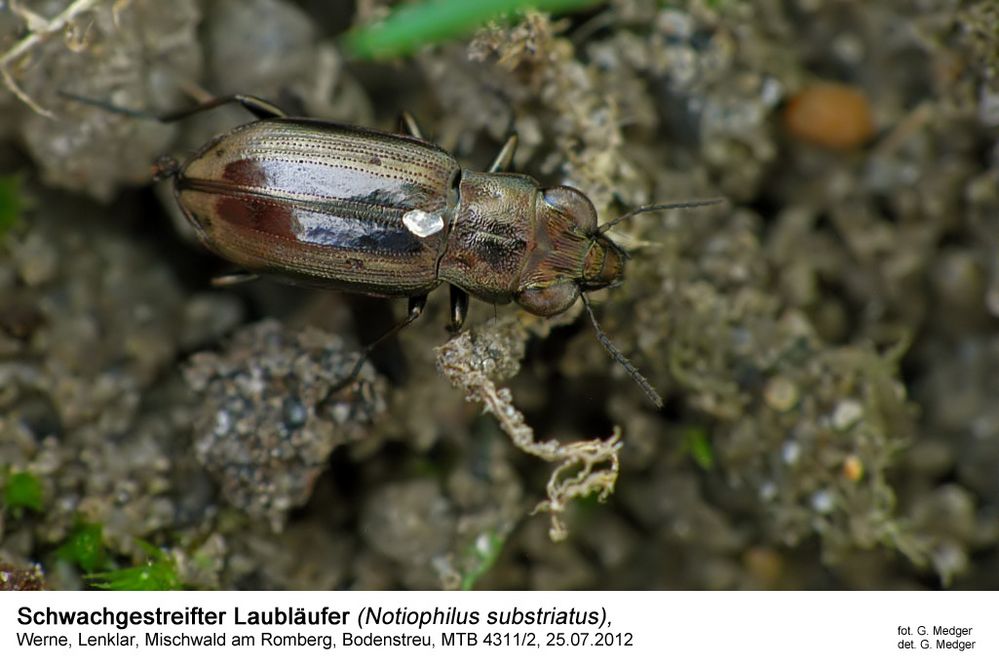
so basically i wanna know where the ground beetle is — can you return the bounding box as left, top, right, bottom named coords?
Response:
left=63, top=92, right=719, bottom=407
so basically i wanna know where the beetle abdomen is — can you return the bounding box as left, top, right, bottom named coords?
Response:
left=177, top=119, right=459, bottom=296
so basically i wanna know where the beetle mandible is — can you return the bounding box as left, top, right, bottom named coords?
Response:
left=65, top=92, right=719, bottom=407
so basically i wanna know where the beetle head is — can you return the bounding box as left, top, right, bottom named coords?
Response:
left=528, top=192, right=720, bottom=408
left=537, top=185, right=627, bottom=290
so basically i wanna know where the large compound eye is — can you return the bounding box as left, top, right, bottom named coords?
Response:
left=541, top=186, right=598, bottom=234
left=516, top=283, right=580, bottom=317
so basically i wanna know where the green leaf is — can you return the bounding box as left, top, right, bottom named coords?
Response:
left=681, top=427, right=714, bottom=471
left=0, top=173, right=25, bottom=236
left=4, top=471, right=44, bottom=514
left=344, top=0, right=602, bottom=60
left=460, top=531, right=505, bottom=591
left=86, top=542, right=181, bottom=591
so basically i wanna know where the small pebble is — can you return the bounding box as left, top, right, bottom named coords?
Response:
left=781, top=440, right=801, bottom=465
left=783, top=82, right=875, bottom=150
left=810, top=489, right=835, bottom=514
left=842, top=455, right=864, bottom=482
left=743, top=546, right=783, bottom=587
left=764, top=376, right=799, bottom=412
left=832, top=400, right=864, bottom=431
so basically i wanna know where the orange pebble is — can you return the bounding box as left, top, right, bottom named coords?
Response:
left=843, top=454, right=864, bottom=482
left=783, top=83, right=875, bottom=150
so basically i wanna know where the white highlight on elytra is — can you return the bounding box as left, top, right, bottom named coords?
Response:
left=403, top=209, right=444, bottom=237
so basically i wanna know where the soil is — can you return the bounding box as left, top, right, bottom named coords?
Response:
left=1, top=0, right=998, bottom=591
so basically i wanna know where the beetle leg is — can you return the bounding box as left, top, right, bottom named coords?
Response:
left=326, top=295, right=428, bottom=395
left=210, top=270, right=260, bottom=287
left=398, top=111, right=424, bottom=139
left=488, top=134, right=518, bottom=173
left=359, top=295, right=427, bottom=361
left=447, top=286, right=469, bottom=335
left=59, top=91, right=286, bottom=122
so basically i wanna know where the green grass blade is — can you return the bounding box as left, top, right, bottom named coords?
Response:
left=345, top=0, right=602, bottom=60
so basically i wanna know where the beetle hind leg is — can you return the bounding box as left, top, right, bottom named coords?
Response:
left=152, top=155, right=181, bottom=181
left=157, top=94, right=286, bottom=122
left=356, top=295, right=427, bottom=365
left=323, top=295, right=428, bottom=398
left=59, top=91, right=286, bottom=122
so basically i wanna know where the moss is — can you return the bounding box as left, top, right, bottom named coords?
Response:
left=57, top=523, right=108, bottom=574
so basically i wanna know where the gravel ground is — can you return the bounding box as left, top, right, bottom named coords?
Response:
left=1, top=0, right=998, bottom=590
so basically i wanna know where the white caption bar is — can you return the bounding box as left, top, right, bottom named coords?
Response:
left=0, top=591, right=994, bottom=665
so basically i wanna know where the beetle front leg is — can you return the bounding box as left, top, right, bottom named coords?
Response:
left=447, top=285, right=469, bottom=335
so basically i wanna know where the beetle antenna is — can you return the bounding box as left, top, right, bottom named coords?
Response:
left=580, top=292, right=663, bottom=409
left=598, top=198, right=723, bottom=233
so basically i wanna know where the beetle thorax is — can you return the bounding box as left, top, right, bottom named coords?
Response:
left=438, top=171, right=540, bottom=302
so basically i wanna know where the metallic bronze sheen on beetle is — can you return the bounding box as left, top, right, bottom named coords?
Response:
left=175, top=115, right=626, bottom=321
